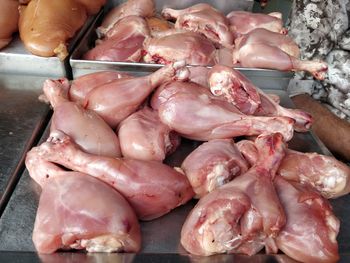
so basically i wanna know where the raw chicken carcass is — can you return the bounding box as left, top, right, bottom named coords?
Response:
left=181, top=139, right=249, bottom=198
left=84, top=16, right=150, bottom=62
left=29, top=130, right=194, bottom=220
left=162, top=4, right=233, bottom=48
left=181, top=133, right=286, bottom=256
left=152, top=81, right=294, bottom=141
left=275, top=177, right=339, bottom=263
left=19, top=0, right=87, bottom=60
left=237, top=140, right=350, bottom=199
left=118, top=107, right=180, bottom=161
left=27, top=155, right=141, bottom=254
left=227, top=11, right=286, bottom=38
left=232, top=28, right=328, bottom=80
left=143, top=31, right=217, bottom=65
left=0, top=0, right=19, bottom=49
left=97, top=0, right=155, bottom=37
left=42, top=78, right=121, bottom=158
left=82, top=61, right=189, bottom=127
left=208, top=65, right=313, bottom=132
left=208, top=64, right=261, bottom=115
left=70, top=71, right=132, bottom=105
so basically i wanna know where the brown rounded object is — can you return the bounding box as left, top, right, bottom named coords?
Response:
left=0, top=0, right=19, bottom=49
left=19, top=0, right=87, bottom=60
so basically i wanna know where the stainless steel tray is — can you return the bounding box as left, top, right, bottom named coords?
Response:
left=0, top=79, right=346, bottom=262
left=105, top=0, right=254, bottom=13
left=0, top=14, right=98, bottom=78
left=0, top=73, right=51, bottom=217
left=70, top=0, right=293, bottom=89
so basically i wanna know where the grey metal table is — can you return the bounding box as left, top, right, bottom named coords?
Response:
left=0, top=73, right=51, bottom=216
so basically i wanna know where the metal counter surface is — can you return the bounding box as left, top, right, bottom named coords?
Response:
left=0, top=73, right=51, bottom=216
left=0, top=85, right=345, bottom=262
left=0, top=37, right=70, bottom=78
left=5, top=251, right=346, bottom=263
left=106, top=0, right=255, bottom=12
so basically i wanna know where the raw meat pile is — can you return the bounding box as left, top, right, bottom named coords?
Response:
left=83, top=0, right=328, bottom=79
left=26, top=61, right=350, bottom=263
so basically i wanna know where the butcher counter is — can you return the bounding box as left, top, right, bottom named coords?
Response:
left=1, top=75, right=350, bottom=263
left=1, top=0, right=350, bottom=263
